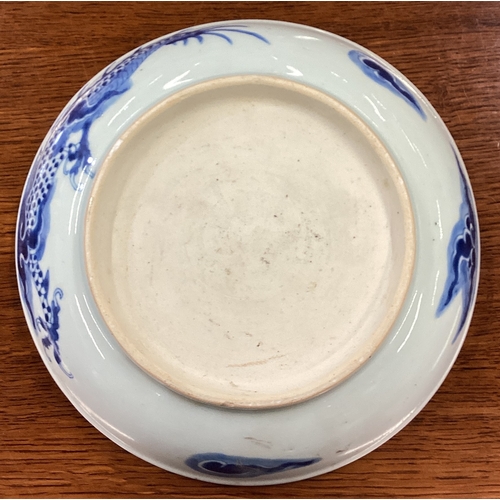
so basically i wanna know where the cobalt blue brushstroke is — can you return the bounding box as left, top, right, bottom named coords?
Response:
left=185, top=453, right=321, bottom=478
left=436, top=150, right=478, bottom=342
left=16, top=25, right=270, bottom=376
left=348, top=49, right=426, bottom=119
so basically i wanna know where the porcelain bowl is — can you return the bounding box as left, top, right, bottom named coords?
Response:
left=16, top=20, right=479, bottom=485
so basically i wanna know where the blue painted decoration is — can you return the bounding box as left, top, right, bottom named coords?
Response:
left=436, top=150, right=478, bottom=342
left=348, top=49, right=426, bottom=119
left=16, top=25, right=270, bottom=376
left=185, top=452, right=321, bottom=478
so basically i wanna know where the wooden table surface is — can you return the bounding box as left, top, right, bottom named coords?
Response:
left=1, top=2, right=500, bottom=497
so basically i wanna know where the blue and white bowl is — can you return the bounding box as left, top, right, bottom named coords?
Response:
left=16, top=20, right=479, bottom=485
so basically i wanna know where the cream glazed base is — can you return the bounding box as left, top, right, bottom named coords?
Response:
left=85, top=76, right=415, bottom=409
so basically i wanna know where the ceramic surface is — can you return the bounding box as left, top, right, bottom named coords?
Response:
left=16, top=20, right=479, bottom=485
left=85, top=75, right=415, bottom=409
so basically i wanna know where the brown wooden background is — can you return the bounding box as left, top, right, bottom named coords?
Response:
left=1, top=2, right=500, bottom=497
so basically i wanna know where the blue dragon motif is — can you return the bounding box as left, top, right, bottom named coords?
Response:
left=186, top=452, right=320, bottom=478
left=348, top=48, right=476, bottom=341
left=436, top=150, right=478, bottom=342
left=17, top=25, right=270, bottom=376
left=348, top=49, right=426, bottom=119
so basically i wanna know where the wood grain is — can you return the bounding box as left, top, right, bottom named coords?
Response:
left=1, top=2, right=500, bottom=497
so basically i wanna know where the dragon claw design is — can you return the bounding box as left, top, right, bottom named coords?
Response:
left=436, top=150, right=478, bottom=342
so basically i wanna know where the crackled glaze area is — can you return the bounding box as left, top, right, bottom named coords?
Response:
left=85, top=76, right=415, bottom=408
